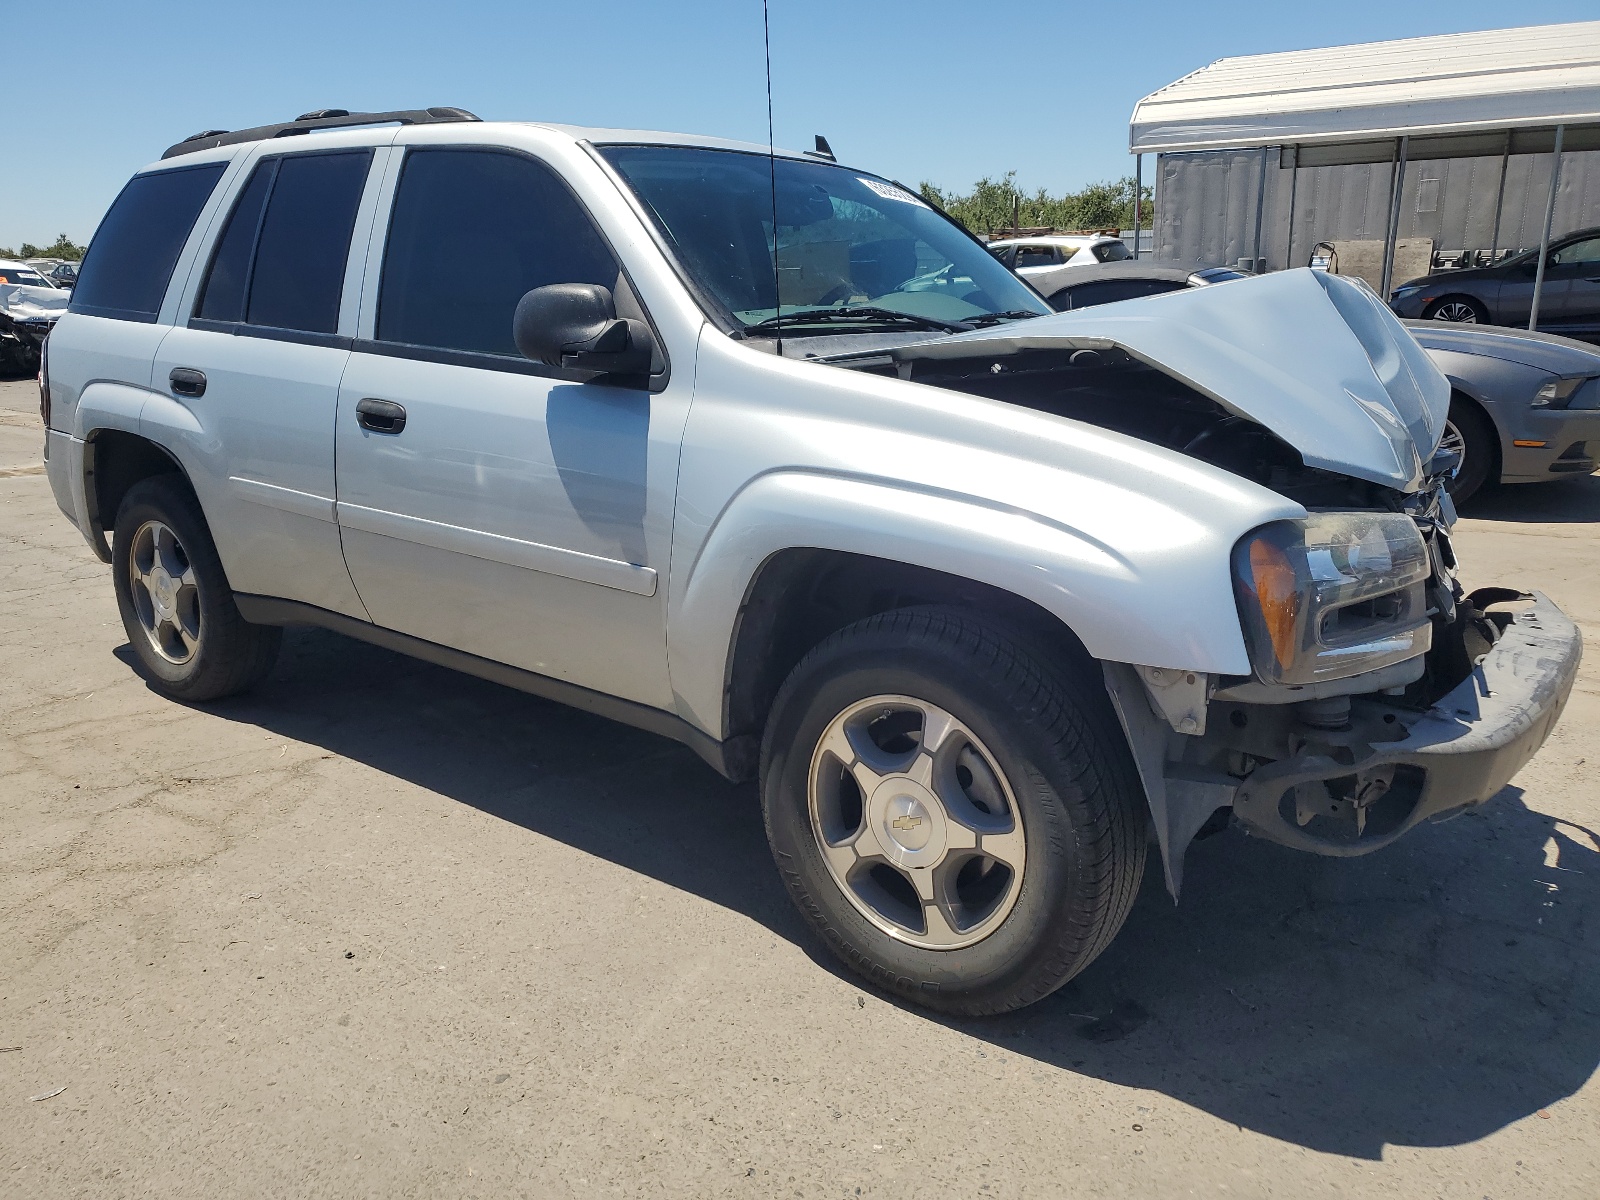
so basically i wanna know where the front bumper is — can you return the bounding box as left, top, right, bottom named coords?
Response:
left=1499, top=406, right=1600, bottom=483
left=1388, top=293, right=1433, bottom=319
left=1230, top=591, right=1581, bottom=855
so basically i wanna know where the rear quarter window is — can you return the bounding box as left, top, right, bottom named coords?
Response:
left=70, top=163, right=226, bottom=322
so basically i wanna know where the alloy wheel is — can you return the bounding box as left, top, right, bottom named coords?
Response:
left=1432, top=301, right=1479, bottom=323
left=128, top=519, right=202, bottom=664
left=808, top=694, right=1027, bottom=950
left=1439, top=419, right=1467, bottom=478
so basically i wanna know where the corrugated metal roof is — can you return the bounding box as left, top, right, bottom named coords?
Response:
left=1131, top=21, right=1600, bottom=154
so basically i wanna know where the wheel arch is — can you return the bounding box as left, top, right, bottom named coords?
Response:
left=1447, top=386, right=1503, bottom=484
left=82, top=427, right=197, bottom=560
left=667, top=470, right=1258, bottom=781
left=716, top=547, right=1097, bottom=782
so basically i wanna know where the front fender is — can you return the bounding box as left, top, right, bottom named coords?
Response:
left=667, top=468, right=1268, bottom=738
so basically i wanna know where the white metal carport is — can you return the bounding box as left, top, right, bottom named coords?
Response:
left=1128, top=21, right=1600, bottom=326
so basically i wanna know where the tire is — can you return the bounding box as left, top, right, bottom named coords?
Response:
left=760, top=607, right=1148, bottom=1015
left=112, top=475, right=281, bottom=701
left=1423, top=295, right=1488, bottom=324
left=1441, top=396, right=1498, bottom=505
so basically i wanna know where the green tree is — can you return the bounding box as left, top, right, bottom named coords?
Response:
left=5, top=233, right=86, bottom=261
left=919, top=174, right=1151, bottom=238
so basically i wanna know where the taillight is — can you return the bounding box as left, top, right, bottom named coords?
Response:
left=39, top=336, right=51, bottom=457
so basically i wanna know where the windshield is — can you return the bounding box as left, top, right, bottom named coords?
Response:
left=599, top=145, right=1050, bottom=333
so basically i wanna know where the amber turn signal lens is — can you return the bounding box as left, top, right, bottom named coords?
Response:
left=1248, top=537, right=1300, bottom=670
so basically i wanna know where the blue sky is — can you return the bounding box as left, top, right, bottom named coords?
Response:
left=5, top=0, right=1596, bottom=248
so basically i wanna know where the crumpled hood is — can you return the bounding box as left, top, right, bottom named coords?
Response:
left=0, top=284, right=70, bottom=321
left=891, top=268, right=1450, bottom=492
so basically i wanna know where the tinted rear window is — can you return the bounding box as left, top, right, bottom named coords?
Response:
left=70, top=163, right=226, bottom=322
left=195, top=162, right=274, bottom=322
left=195, top=151, right=370, bottom=334
left=246, top=152, right=370, bottom=333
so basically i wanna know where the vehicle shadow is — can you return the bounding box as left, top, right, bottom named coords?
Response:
left=963, top=795, right=1599, bottom=1158
left=1457, top=470, right=1600, bottom=523
left=184, top=626, right=1598, bottom=1161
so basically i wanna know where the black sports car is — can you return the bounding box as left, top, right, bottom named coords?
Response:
left=1387, top=227, right=1600, bottom=336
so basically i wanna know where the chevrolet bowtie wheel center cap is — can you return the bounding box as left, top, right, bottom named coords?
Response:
left=873, top=780, right=947, bottom=866
left=150, top=569, right=175, bottom=616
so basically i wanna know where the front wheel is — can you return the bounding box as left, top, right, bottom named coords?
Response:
left=1424, top=295, right=1488, bottom=324
left=760, top=608, right=1148, bottom=1015
left=112, top=475, right=281, bottom=701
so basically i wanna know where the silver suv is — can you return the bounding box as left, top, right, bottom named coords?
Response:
left=42, top=108, right=1581, bottom=1015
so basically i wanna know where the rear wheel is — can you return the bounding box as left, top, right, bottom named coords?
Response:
left=1424, top=295, right=1488, bottom=324
left=1441, top=397, right=1498, bottom=505
left=112, top=476, right=280, bottom=701
left=760, top=607, right=1148, bottom=1015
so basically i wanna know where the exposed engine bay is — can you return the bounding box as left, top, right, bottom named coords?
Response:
left=887, top=345, right=1404, bottom=510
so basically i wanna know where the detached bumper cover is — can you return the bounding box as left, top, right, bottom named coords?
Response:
left=1232, top=592, right=1581, bottom=856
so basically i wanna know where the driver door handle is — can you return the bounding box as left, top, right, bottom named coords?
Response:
left=355, top=397, right=407, bottom=434
left=169, top=368, right=206, bottom=398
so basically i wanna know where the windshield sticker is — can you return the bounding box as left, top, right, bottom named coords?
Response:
left=858, top=178, right=925, bottom=206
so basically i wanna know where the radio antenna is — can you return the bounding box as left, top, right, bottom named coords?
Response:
left=763, top=0, right=782, bottom=355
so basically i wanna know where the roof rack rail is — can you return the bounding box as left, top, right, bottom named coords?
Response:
left=161, top=107, right=481, bottom=160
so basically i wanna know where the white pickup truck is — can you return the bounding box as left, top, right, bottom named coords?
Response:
left=41, top=108, right=1580, bottom=1014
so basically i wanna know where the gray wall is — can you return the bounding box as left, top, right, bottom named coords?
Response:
left=1153, top=147, right=1600, bottom=270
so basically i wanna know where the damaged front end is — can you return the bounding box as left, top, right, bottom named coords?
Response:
left=830, top=269, right=1582, bottom=892
left=1106, top=584, right=1580, bottom=895
left=0, top=284, right=67, bottom=374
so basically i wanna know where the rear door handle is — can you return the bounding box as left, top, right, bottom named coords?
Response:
left=169, top=368, right=206, bottom=398
left=355, top=397, right=407, bottom=434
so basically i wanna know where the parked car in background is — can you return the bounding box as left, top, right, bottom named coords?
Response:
left=1412, top=322, right=1600, bottom=501
left=987, top=234, right=1130, bottom=284
left=0, top=261, right=57, bottom=289
left=1388, top=226, right=1600, bottom=335
left=44, top=261, right=79, bottom=289
left=0, top=258, right=68, bottom=374
left=1043, top=261, right=1249, bottom=311
left=1042, top=260, right=1600, bottom=503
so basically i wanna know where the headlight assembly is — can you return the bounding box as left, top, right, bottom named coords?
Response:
left=1532, top=375, right=1590, bottom=408
left=1233, top=512, right=1432, bottom=686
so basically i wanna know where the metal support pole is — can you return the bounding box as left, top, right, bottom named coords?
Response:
left=1379, top=135, right=1408, bottom=299
left=1251, top=146, right=1268, bottom=272
left=1283, top=151, right=1299, bottom=270
left=1133, top=153, right=1142, bottom=259
left=1529, top=124, right=1565, bottom=331
left=1488, top=132, right=1510, bottom=261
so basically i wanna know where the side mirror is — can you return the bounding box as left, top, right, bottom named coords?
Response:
left=512, top=283, right=654, bottom=377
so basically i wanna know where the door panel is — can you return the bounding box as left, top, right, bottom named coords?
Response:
left=332, top=144, right=684, bottom=708
left=152, top=326, right=365, bottom=616
left=149, top=145, right=380, bottom=618
left=334, top=353, right=677, bottom=707
left=1547, top=235, right=1600, bottom=331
